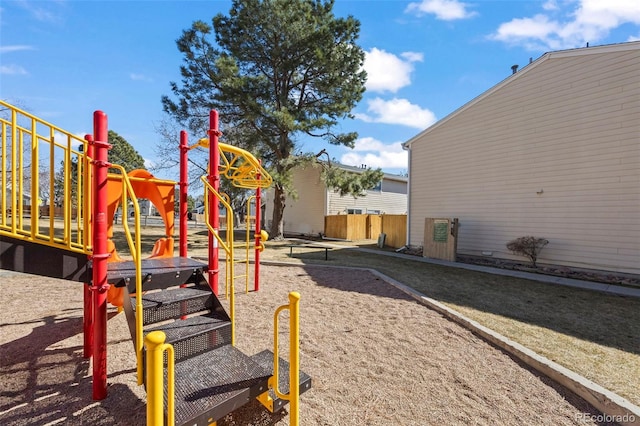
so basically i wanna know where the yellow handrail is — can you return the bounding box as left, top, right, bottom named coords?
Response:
left=190, top=138, right=272, bottom=189
left=269, top=292, right=301, bottom=425
left=109, top=164, right=144, bottom=384
left=0, top=100, right=91, bottom=254
left=145, top=331, right=175, bottom=426
left=244, top=195, right=256, bottom=293
left=201, top=177, right=237, bottom=346
left=217, top=191, right=233, bottom=298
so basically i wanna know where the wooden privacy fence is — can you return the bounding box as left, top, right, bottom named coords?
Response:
left=324, top=214, right=407, bottom=248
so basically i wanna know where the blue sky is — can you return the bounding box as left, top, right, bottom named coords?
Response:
left=2, top=0, right=639, bottom=178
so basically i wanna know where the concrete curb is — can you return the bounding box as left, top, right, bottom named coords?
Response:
left=262, top=260, right=640, bottom=425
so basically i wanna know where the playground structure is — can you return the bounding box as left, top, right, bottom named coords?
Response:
left=0, top=100, right=311, bottom=425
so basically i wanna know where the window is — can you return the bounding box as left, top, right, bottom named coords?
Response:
left=347, top=208, right=363, bottom=214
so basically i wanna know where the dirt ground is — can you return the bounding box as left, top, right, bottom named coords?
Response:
left=0, top=265, right=617, bottom=425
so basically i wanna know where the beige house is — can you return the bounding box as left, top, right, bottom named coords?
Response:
left=264, top=164, right=407, bottom=236
left=403, top=41, right=639, bottom=274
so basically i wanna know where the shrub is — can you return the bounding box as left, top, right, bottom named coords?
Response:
left=506, top=236, right=549, bottom=268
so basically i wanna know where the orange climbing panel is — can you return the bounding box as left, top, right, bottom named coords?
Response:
left=105, top=169, right=177, bottom=306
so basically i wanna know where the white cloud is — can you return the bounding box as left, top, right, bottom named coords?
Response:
left=401, top=51, right=424, bottom=62
left=351, top=137, right=396, bottom=152
left=16, top=0, right=64, bottom=23
left=130, top=73, right=153, bottom=82
left=0, top=64, right=28, bottom=75
left=405, top=0, right=477, bottom=21
left=355, top=97, right=437, bottom=129
left=0, top=45, right=35, bottom=53
left=490, top=0, right=640, bottom=50
left=340, top=137, right=408, bottom=171
left=363, top=48, right=423, bottom=93
left=0, top=45, right=34, bottom=75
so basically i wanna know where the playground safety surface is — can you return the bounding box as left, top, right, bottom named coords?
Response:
left=0, top=265, right=617, bottom=425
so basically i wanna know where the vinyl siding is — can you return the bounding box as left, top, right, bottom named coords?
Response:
left=277, top=166, right=326, bottom=235
left=407, top=44, right=639, bottom=274
left=381, top=178, right=408, bottom=194
left=327, top=188, right=407, bottom=215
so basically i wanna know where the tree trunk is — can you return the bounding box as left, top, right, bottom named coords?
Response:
left=269, top=184, right=286, bottom=240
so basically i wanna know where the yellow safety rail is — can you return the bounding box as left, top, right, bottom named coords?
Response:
left=201, top=177, right=237, bottom=345
left=145, top=331, right=175, bottom=426
left=191, top=138, right=272, bottom=189
left=257, top=292, right=301, bottom=426
left=0, top=100, right=146, bottom=386
left=242, top=195, right=257, bottom=293
left=216, top=192, right=235, bottom=298
left=223, top=193, right=253, bottom=296
left=108, top=164, right=145, bottom=384
left=0, top=99, right=91, bottom=254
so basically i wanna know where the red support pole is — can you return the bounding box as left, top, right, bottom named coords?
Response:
left=83, top=134, right=94, bottom=359
left=91, top=110, right=111, bottom=400
left=208, top=110, right=220, bottom=295
left=254, top=166, right=262, bottom=292
left=179, top=131, right=189, bottom=258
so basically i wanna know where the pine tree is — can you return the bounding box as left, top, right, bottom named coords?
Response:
left=162, top=0, right=383, bottom=239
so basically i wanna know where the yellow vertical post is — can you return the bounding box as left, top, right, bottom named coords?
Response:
left=9, top=108, right=17, bottom=234
left=1, top=120, right=6, bottom=227
left=245, top=204, right=250, bottom=294
left=18, top=126, right=25, bottom=229
left=145, top=331, right=175, bottom=426
left=30, top=117, right=39, bottom=238
left=61, top=127, right=72, bottom=245
left=48, top=127, right=55, bottom=236
left=228, top=208, right=235, bottom=345
left=288, top=292, right=300, bottom=426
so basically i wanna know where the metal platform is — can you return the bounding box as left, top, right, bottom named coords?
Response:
left=0, top=235, right=90, bottom=281
left=108, top=256, right=208, bottom=291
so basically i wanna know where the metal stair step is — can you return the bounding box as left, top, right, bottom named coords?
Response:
left=250, top=349, right=313, bottom=412
left=133, top=287, right=221, bottom=325
left=171, top=345, right=272, bottom=426
left=107, top=257, right=208, bottom=292
left=145, top=314, right=232, bottom=362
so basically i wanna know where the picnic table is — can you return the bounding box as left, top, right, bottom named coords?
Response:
left=286, top=243, right=333, bottom=260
